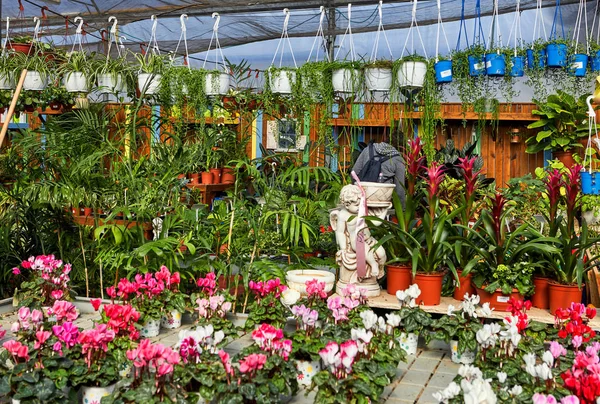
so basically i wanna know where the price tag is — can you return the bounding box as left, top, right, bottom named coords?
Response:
left=497, top=296, right=510, bottom=303
left=440, top=70, right=452, bottom=78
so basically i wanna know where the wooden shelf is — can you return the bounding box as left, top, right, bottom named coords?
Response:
left=186, top=182, right=234, bottom=205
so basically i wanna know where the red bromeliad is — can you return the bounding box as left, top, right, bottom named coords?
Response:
left=457, top=156, right=481, bottom=223
left=403, top=137, right=426, bottom=196
left=564, top=164, right=582, bottom=233
left=544, top=169, right=562, bottom=229
left=423, top=162, right=446, bottom=219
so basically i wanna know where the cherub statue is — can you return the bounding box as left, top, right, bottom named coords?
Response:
left=330, top=184, right=390, bottom=297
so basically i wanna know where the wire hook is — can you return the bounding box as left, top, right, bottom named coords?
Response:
left=74, top=16, right=83, bottom=34
left=41, top=6, right=48, bottom=19
left=109, top=16, right=118, bottom=34
left=180, top=14, right=188, bottom=32
left=587, top=95, right=595, bottom=118
left=212, top=12, right=220, bottom=32
left=283, top=8, right=290, bottom=33
left=33, top=17, right=41, bottom=37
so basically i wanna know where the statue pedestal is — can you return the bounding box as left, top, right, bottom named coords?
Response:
left=336, top=278, right=381, bottom=297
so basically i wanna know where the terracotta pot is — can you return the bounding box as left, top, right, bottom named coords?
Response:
left=209, top=168, right=222, bottom=184
left=474, top=285, right=523, bottom=311
left=49, top=102, right=62, bottom=111
left=548, top=282, right=584, bottom=315
left=531, top=276, right=550, bottom=309
left=222, top=167, right=235, bottom=183
left=201, top=171, right=214, bottom=184
left=553, top=151, right=576, bottom=168
left=453, top=270, right=475, bottom=301
left=70, top=207, right=79, bottom=216
left=188, top=172, right=199, bottom=185
left=8, top=43, right=32, bottom=54
left=222, top=96, right=238, bottom=110
left=83, top=207, right=93, bottom=217
left=177, top=173, right=186, bottom=180
left=413, top=272, right=445, bottom=306
left=510, top=135, right=521, bottom=144
left=143, top=229, right=154, bottom=240
left=386, top=264, right=413, bottom=295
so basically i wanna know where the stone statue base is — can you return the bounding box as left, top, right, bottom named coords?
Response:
left=336, top=279, right=381, bottom=297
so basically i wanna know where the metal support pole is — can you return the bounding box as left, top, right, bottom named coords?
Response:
left=326, top=2, right=336, bottom=61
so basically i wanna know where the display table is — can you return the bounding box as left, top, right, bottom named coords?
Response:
left=187, top=182, right=234, bottom=205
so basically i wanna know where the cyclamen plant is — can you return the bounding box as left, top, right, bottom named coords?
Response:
left=289, top=303, right=324, bottom=361
left=192, top=272, right=237, bottom=339
left=395, top=284, right=433, bottom=342
left=325, top=283, right=368, bottom=326
left=13, top=254, right=73, bottom=308
left=245, top=278, right=289, bottom=330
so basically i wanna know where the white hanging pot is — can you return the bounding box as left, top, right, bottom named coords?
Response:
left=364, top=67, right=392, bottom=92
left=269, top=69, right=296, bottom=94
left=450, top=340, right=476, bottom=364
left=397, top=61, right=427, bottom=89
left=160, top=310, right=182, bottom=329
left=140, top=318, right=160, bottom=337
left=0, top=74, right=14, bottom=90
left=204, top=72, right=230, bottom=96
left=97, top=73, right=126, bottom=94
left=295, top=360, right=321, bottom=387
left=332, top=68, right=360, bottom=93
left=81, top=384, right=116, bottom=403
left=398, top=332, right=418, bottom=356
left=23, top=71, right=47, bottom=91
left=138, top=73, right=162, bottom=95
left=63, top=72, right=89, bottom=93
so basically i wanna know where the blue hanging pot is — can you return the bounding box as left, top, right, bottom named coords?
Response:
left=526, top=48, right=546, bottom=69
left=581, top=171, right=600, bottom=195
left=546, top=43, right=568, bottom=67
left=485, top=53, right=506, bottom=76
left=510, top=56, right=525, bottom=77
left=590, top=50, right=600, bottom=72
left=434, top=60, right=453, bottom=83
left=468, top=55, right=485, bottom=77
left=568, top=54, right=588, bottom=77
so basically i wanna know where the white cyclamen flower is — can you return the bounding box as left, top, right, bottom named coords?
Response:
left=508, top=385, right=523, bottom=397
left=458, top=365, right=483, bottom=381
left=360, top=310, right=378, bottom=330
left=477, top=302, right=493, bottom=318
left=447, top=304, right=456, bottom=316
left=461, top=378, right=497, bottom=404
left=407, top=283, right=421, bottom=299
left=432, top=381, right=461, bottom=403
left=542, top=351, right=554, bottom=368
left=386, top=312, right=401, bottom=328
left=396, top=290, right=408, bottom=303
left=534, top=363, right=553, bottom=381
left=496, top=372, right=507, bottom=384
left=281, top=288, right=300, bottom=306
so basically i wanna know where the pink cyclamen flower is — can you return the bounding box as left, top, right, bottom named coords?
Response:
left=239, top=353, right=267, bottom=373
left=3, top=340, right=29, bottom=361
left=550, top=341, right=567, bottom=358
left=34, top=329, right=51, bottom=350
left=12, top=267, right=20, bottom=275
left=560, top=396, right=580, bottom=404
left=50, top=300, right=78, bottom=322
left=0, top=326, right=5, bottom=340
left=218, top=350, right=234, bottom=376
left=572, top=335, right=583, bottom=349
left=305, top=279, right=327, bottom=299
left=90, top=299, right=102, bottom=311
left=532, top=393, right=558, bottom=404
left=30, top=309, right=43, bottom=323
left=51, top=290, right=64, bottom=300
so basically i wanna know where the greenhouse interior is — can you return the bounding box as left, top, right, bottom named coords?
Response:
left=3, top=0, right=600, bottom=402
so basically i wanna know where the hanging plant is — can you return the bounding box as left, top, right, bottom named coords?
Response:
left=419, top=61, right=444, bottom=162
left=450, top=46, right=485, bottom=117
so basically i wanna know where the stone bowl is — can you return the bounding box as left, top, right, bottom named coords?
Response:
left=286, top=269, right=336, bottom=296
left=360, top=182, right=396, bottom=203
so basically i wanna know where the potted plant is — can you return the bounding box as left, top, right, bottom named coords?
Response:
left=58, top=51, right=93, bottom=93
left=394, top=54, right=428, bottom=90
left=42, top=85, right=76, bottom=111
left=6, top=35, right=34, bottom=54
left=191, top=274, right=237, bottom=341
left=155, top=266, right=187, bottom=330
left=95, top=55, right=132, bottom=94
left=330, top=60, right=362, bottom=94
left=546, top=38, right=569, bottom=68
left=204, top=68, right=231, bottom=96
left=14, top=52, right=51, bottom=91
left=434, top=55, right=453, bottom=83
left=526, top=39, right=547, bottom=70
left=395, top=284, right=432, bottom=355
left=363, top=59, right=393, bottom=92
left=266, top=65, right=297, bottom=95
left=484, top=47, right=507, bottom=77
left=244, top=278, right=288, bottom=330
left=135, top=52, right=166, bottom=95
left=466, top=44, right=488, bottom=77
left=432, top=294, right=492, bottom=364
left=526, top=91, right=590, bottom=167
left=590, top=40, right=600, bottom=72
left=567, top=42, right=588, bottom=77
left=0, top=55, right=16, bottom=89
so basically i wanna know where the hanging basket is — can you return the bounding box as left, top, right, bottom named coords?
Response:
left=397, top=61, right=427, bottom=89
left=468, top=55, right=486, bottom=77
left=591, top=51, right=600, bottom=72
left=546, top=43, right=568, bottom=67
left=138, top=73, right=162, bottom=95
left=64, top=72, right=89, bottom=93
left=581, top=171, right=600, bottom=195
left=23, top=71, right=47, bottom=91
left=364, top=67, right=392, bottom=92
left=332, top=68, right=360, bottom=93
left=510, top=56, right=525, bottom=77
left=485, top=53, right=506, bottom=76
left=205, top=72, right=230, bottom=96
left=0, top=74, right=14, bottom=89
left=526, top=49, right=547, bottom=69
left=269, top=69, right=296, bottom=95
left=569, top=54, right=588, bottom=77
left=97, top=73, right=126, bottom=93
left=434, top=60, right=452, bottom=83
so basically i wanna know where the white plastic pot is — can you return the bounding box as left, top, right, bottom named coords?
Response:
left=398, top=332, right=418, bottom=356
left=23, top=71, right=47, bottom=91
left=97, top=73, right=126, bottom=93
left=364, top=67, right=392, bottom=92
left=63, top=72, right=89, bottom=93
left=397, top=61, right=427, bottom=89
left=269, top=70, right=296, bottom=94
left=140, top=318, right=160, bottom=338
left=286, top=269, right=335, bottom=296
left=295, top=360, right=321, bottom=387
left=81, top=384, right=116, bottom=403
left=332, top=68, right=360, bottom=93
left=138, top=73, right=162, bottom=95
left=160, top=310, right=182, bottom=329
left=204, top=72, right=230, bottom=96
left=450, top=340, right=476, bottom=364
left=0, top=74, right=14, bottom=89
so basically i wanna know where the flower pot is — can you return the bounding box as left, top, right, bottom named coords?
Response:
left=81, top=384, right=116, bottom=403
left=413, top=273, right=445, bottom=306
left=295, top=360, right=321, bottom=387
left=118, top=363, right=132, bottom=378
left=474, top=285, right=522, bottom=312
left=221, top=167, right=235, bottom=183
left=63, top=72, right=89, bottom=93
left=581, top=171, right=600, bottom=195
left=548, top=282, right=584, bottom=315
left=160, top=310, right=182, bottom=329
left=364, top=67, right=393, bottom=92
left=205, top=72, right=230, bottom=96
left=359, top=182, right=396, bottom=204
left=434, top=60, right=452, bottom=83
left=332, top=68, right=360, bottom=93
left=286, top=269, right=335, bottom=296
left=485, top=53, right=506, bottom=76
left=527, top=48, right=547, bottom=69
left=0, top=74, right=14, bottom=89
left=269, top=70, right=296, bottom=94
left=188, top=172, right=200, bottom=185
left=83, top=207, right=93, bottom=217
left=591, top=50, right=600, bottom=72
left=510, top=56, right=525, bottom=77
left=569, top=54, right=588, bottom=77
left=140, top=318, right=160, bottom=338
left=450, top=340, right=476, bottom=364
left=453, top=270, right=475, bottom=301
left=553, top=151, right=576, bottom=168
left=97, top=73, right=126, bottom=93
left=398, top=332, right=418, bottom=356
left=546, top=43, right=568, bottom=67
left=137, top=73, right=162, bottom=95
left=468, top=55, right=486, bottom=77
left=23, top=71, right=47, bottom=91
left=201, top=171, right=214, bottom=184
left=209, top=168, right=222, bottom=184
left=8, top=43, right=32, bottom=54
left=386, top=264, right=412, bottom=295
left=531, top=276, right=550, bottom=310
left=397, top=61, right=427, bottom=88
